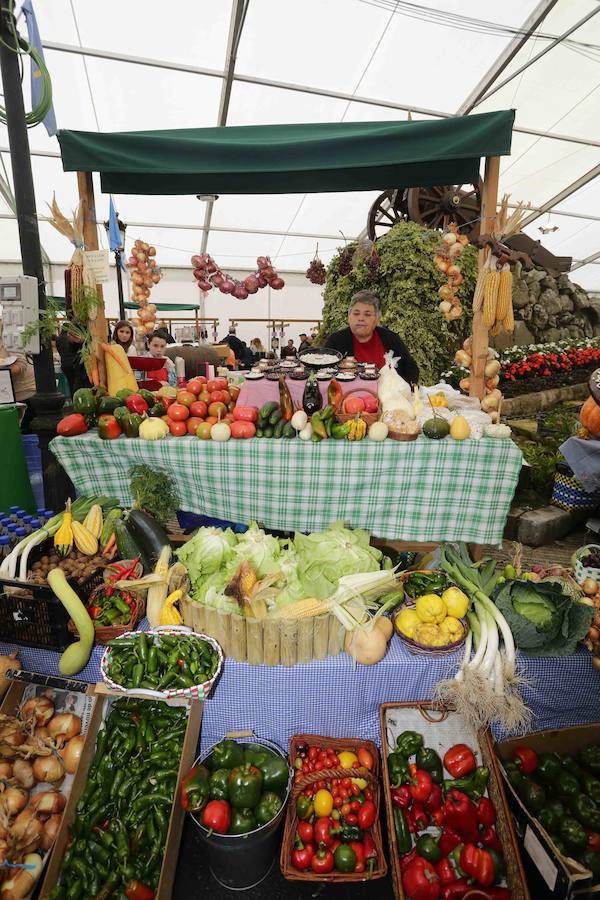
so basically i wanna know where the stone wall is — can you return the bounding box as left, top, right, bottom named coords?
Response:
left=496, top=264, right=600, bottom=348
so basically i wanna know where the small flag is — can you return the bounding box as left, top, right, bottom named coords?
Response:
left=108, top=197, right=127, bottom=271
left=21, top=0, right=57, bottom=137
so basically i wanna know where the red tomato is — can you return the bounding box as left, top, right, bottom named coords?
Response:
left=187, top=417, right=204, bottom=434
left=343, top=396, right=365, bottom=415
left=207, top=379, right=228, bottom=393
left=169, top=420, right=187, bottom=437
left=205, top=415, right=218, bottom=425
left=357, top=748, right=374, bottom=771
left=187, top=379, right=205, bottom=395
left=168, top=403, right=190, bottom=422
left=224, top=414, right=234, bottom=423
left=208, top=402, right=227, bottom=418
left=233, top=406, right=259, bottom=423
left=308, top=747, right=318, bottom=762
left=210, top=391, right=226, bottom=403
left=362, top=396, right=378, bottom=414
left=297, top=821, right=314, bottom=844
left=196, top=422, right=212, bottom=440
left=176, top=390, right=196, bottom=407
left=199, top=391, right=211, bottom=404
left=190, top=400, right=208, bottom=419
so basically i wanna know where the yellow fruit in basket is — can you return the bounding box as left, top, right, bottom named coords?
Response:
left=439, top=617, right=464, bottom=642
left=395, top=608, right=421, bottom=639
left=414, top=623, right=446, bottom=647
left=314, top=789, right=334, bottom=817
left=441, top=587, right=469, bottom=619
left=338, top=751, right=358, bottom=768
left=415, top=594, right=447, bottom=624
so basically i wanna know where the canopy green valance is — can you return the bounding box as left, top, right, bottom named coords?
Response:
left=57, top=110, right=515, bottom=195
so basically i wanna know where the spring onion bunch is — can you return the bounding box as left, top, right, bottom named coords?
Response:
left=435, top=544, right=531, bottom=733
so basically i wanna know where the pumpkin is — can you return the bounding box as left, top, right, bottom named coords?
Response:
left=581, top=396, right=600, bottom=437
left=422, top=417, right=450, bottom=439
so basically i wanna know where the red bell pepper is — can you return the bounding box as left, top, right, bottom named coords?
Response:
left=430, top=808, right=446, bottom=827
left=124, top=880, right=154, bottom=900
left=435, top=858, right=458, bottom=885
left=232, top=406, right=259, bottom=423
left=410, top=769, right=434, bottom=802
left=57, top=413, right=88, bottom=437
left=402, top=856, right=441, bottom=900
left=310, top=846, right=334, bottom=874
left=88, top=606, right=102, bottom=620
left=425, top=784, right=443, bottom=813
left=364, top=830, right=377, bottom=877
left=587, top=831, right=600, bottom=853
left=441, top=879, right=471, bottom=899
left=98, top=414, right=122, bottom=440
left=357, top=799, right=377, bottom=829
left=479, top=825, right=502, bottom=852
left=349, top=840, right=366, bottom=873
left=443, top=744, right=476, bottom=779
left=314, top=816, right=334, bottom=848
left=201, top=799, right=231, bottom=834
left=513, top=746, right=538, bottom=775
left=392, top=785, right=412, bottom=808
left=476, top=796, right=497, bottom=827
left=400, top=847, right=418, bottom=873
left=438, top=828, right=462, bottom=857
left=459, top=843, right=494, bottom=887
left=297, top=821, right=313, bottom=845
left=291, top=838, right=314, bottom=870
left=443, top=791, right=478, bottom=839
left=411, top=802, right=429, bottom=831
left=125, top=393, right=149, bottom=415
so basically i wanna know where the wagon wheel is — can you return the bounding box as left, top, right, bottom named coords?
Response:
left=407, top=181, right=482, bottom=241
left=367, top=188, right=409, bottom=240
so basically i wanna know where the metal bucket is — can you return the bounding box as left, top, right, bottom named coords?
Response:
left=190, top=732, right=291, bottom=891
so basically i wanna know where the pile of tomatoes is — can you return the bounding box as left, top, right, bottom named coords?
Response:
left=159, top=377, right=254, bottom=439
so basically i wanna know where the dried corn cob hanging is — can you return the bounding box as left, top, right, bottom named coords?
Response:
left=483, top=269, right=500, bottom=328
left=496, top=264, right=513, bottom=322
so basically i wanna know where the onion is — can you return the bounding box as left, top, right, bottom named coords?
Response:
left=257, top=275, right=267, bottom=288
left=257, top=256, right=269, bottom=268
left=233, top=284, right=249, bottom=299
left=442, top=231, right=457, bottom=245
left=21, top=697, right=54, bottom=727
left=12, top=760, right=34, bottom=790
left=47, top=714, right=81, bottom=746
left=59, top=735, right=85, bottom=774
left=0, top=762, right=12, bottom=780
left=434, top=255, right=448, bottom=273
left=589, top=626, right=600, bottom=642
left=191, top=255, right=203, bottom=267
left=582, top=578, right=598, bottom=597
left=197, top=280, right=212, bottom=292
left=244, top=275, right=259, bottom=294
left=0, top=723, right=25, bottom=750
left=220, top=280, right=235, bottom=294
left=0, top=652, right=19, bottom=702
left=32, top=755, right=64, bottom=784
left=438, top=301, right=452, bottom=314
left=211, top=273, right=224, bottom=288
left=1, top=786, right=28, bottom=815
left=448, top=242, right=463, bottom=258
left=447, top=264, right=461, bottom=277
left=593, top=656, right=600, bottom=671
left=270, top=277, right=285, bottom=290
left=41, top=814, right=61, bottom=851
left=454, top=350, right=471, bottom=368
left=30, top=790, right=65, bottom=815
left=12, top=807, right=43, bottom=842
left=206, top=261, right=217, bottom=274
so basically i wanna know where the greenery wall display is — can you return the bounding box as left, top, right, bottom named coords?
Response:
left=319, top=221, right=478, bottom=385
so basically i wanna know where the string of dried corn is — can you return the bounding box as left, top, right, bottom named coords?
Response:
left=496, top=265, right=513, bottom=321
left=483, top=269, right=500, bottom=328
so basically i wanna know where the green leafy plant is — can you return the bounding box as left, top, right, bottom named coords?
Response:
left=129, top=464, right=180, bottom=525
left=319, top=221, right=478, bottom=385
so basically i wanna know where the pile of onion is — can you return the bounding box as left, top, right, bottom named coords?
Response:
left=126, top=238, right=160, bottom=342
left=191, top=252, right=284, bottom=298
left=434, top=225, right=469, bottom=321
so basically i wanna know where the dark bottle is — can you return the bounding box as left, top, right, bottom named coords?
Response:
left=302, top=374, right=323, bottom=415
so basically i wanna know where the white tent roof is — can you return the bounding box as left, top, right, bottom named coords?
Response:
left=1, top=0, right=600, bottom=287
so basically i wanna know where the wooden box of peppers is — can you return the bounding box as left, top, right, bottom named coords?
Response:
left=380, top=702, right=530, bottom=900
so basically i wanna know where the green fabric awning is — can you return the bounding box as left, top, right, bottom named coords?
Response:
left=57, top=110, right=515, bottom=195
left=123, top=302, right=200, bottom=311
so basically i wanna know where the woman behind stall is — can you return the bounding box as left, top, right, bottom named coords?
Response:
left=111, top=320, right=136, bottom=356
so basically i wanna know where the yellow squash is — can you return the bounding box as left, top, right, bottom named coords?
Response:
left=83, top=504, right=103, bottom=540
left=159, top=589, right=184, bottom=626
left=54, top=500, right=73, bottom=558
left=71, top=521, right=98, bottom=556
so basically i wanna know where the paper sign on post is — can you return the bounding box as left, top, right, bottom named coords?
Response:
left=84, top=250, right=110, bottom=284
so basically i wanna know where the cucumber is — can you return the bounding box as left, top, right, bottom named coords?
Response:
left=256, top=427, right=264, bottom=438
left=100, top=508, right=122, bottom=546
left=283, top=423, right=296, bottom=438
left=274, top=419, right=285, bottom=438
left=114, top=520, right=149, bottom=571
left=259, top=401, right=279, bottom=419
left=269, top=408, right=283, bottom=426
left=264, top=426, right=274, bottom=438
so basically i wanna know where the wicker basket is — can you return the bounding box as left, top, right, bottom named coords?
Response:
left=280, top=733, right=387, bottom=882
left=399, top=569, right=448, bottom=602
left=336, top=388, right=380, bottom=426
left=574, top=544, right=600, bottom=586
left=393, top=599, right=468, bottom=656
left=69, top=584, right=146, bottom=645
left=379, top=702, right=530, bottom=900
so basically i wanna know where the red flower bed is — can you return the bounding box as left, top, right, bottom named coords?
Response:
left=501, top=346, right=600, bottom=385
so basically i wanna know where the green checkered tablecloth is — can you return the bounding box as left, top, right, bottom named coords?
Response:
left=50, top=434, right=522, bottom=542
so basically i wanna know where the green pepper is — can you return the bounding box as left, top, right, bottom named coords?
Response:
left=334, top=844, right=357, bottom=873
left=388, top=751, right=410, bottom=787
left=228, top=764, right=263, bottom=809
left=503, top=761, right=525, bottom=791
left=255, top=791, right=283, bottom=827
left=229, top=807, right=257, bottom=835
left=256, top=753, right=289, bottom=795
left=416, top=747, right=444, bottom=784
left=560, top=816, right=587, bottom=851
left=570, top=793, right=600, bottom=831
left=445, top=766, right=490, bottom=803
left=583, top=774, right=600, bottom=805
left=243, top=743, right=272, bottom=769
left=209, top=768, right=230, bottom=802
left=211, top=739, right=244, bottom=770
left=558, top=771, right=581, bottom=800
left=116, top=388, right=135, bottom=402
left=538, top=800, right=565, bottom=834
left=181, top=765, right=210, bottom=813
left=518, top=779, right=547, bottom=813
left=138, top=389, right=155, bottom=407
left=580, top=746, right=600, bottom=777
left=310, top=412, right=328, bottom=440
left=396, top=730, right=424, bottom=758
left=393, top=806, right=412, bottom=854
left=537, top=752, right=563, bottom=784
left=73, top=387, right=97, bottom=416
left=577, top=849, right=600, bottom=881
left=296, top=795, right=313, bottom=820
left=415, top=834, right=441, bottom=863
left=122, top=412, right=144, bottom=438
left=113, top=405, right=129, bottom=426
left=149, top=400, right=167, bottom=418
left=331, top=422, right=352, bottom=439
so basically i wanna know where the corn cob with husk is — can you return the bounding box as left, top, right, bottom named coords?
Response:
left=483, top=270, right=500, bottom=327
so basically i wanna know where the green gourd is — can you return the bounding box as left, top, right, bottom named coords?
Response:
left=422, top=417, right=450, bottom=439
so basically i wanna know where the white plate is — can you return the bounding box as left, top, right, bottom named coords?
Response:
left=244, top=372, right=264, bottom=380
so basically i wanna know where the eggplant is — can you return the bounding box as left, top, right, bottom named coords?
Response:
left=302, top=374, right=322, bottom=415
left=126, top=509, right=169, bottom=567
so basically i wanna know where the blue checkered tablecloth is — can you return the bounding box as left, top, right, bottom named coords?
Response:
left=1, top=632, right=596, bottom=752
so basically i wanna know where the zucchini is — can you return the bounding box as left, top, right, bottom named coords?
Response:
left=283, top=423, right=296, bottom=438
left=259, top=401, right=279, bottom=419
left=274, top=419, right=285, bottom=439
left=126, top=509, right=169, bottom=568
left=100, top=508, right=122, bottom=546
left=269, top=408, right=283, bottom=426
left=263, top=426, right=274, bottom=438
left=114, top=520, right=149, bottom=571
left=256, top=427, right=264, bottom=438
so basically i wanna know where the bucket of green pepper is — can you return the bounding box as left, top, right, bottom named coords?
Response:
left=100, top=626, right=224, bottom=700
left=185, top=734, right=292, bottom=890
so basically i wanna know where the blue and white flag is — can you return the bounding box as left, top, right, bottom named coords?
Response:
left=108, top=197, right=127, bottom=271
left=21, top=0, right=57, bottom=137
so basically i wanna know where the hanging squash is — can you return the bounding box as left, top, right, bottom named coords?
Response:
left=580, top=396, right=600, bottom=437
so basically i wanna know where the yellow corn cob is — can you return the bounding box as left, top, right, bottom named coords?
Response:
left=496, top=268, right=513, bottom=321
left=159, top=589, right=183, bottom=626
left=83, top=504, right=103, bottom=540
left=503, top=298, right=515, bottom=333
left=102, top=343, right=138, bottom=396
left=483, top=271, right=500, bottom=328
left=54, top=499, right=73, bottom=558
left=472, top=270, right=486, bottom=313
left=72, top=521, right=98, bottom=556
left=270, top=597, right=329, bottom=620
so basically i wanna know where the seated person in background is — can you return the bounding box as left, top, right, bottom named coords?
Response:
left=111, top=320, right=136, bottom=356
left=141, top=332, right=177, bottom=386
left=281, top=339, right=297, bottom=360
left=298, top=333, right=311, bottom=353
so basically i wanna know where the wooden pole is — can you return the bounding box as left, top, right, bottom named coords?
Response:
left=77, top=172, right=108, bottom=384
left=470, top=156, right=500, bottom=400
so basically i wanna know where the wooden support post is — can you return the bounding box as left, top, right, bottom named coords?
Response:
left=470, top=156, right=500, bottom=400
left=77, top=171, right=108, bottom=384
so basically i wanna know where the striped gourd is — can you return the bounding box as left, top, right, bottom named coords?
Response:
left=472, top=270, right=486, bottom=313
left=483, top=271, right=500, bottom=328
left=72, top=521, right=98, bottom=556
left=83, top=504, right=103, bottom=540
left=496, top=268, right=513, bottom=321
